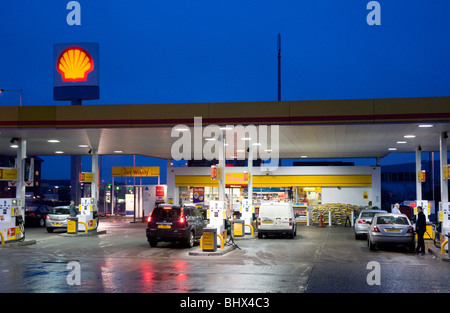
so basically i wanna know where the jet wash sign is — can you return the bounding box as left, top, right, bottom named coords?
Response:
left=53, top=42, right=99, bottom=102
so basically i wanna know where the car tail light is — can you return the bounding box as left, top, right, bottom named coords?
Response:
left=147, top=216, right=152, bottom=223
left=28, top=213, right=35, bottom=218
left=257, top=218, right=261, bottom=226
left=357, top=219, right=366, bottom=224
left=46, top=215, right=50, bottom=220
left=372, top=226, right=380, bottom=233
left=289, top=218, right=293, bottom=226
left=179, top=217, right=185, bottom=224
left=407, top=226, right=414, bottom=233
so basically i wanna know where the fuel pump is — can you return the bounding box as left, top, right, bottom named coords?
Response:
left=208, top=200, right=227, bottom=245
left=77, top=197, right=98, bottom=232
left=0, top=198, right=25, bottom=244
left=241, top=199, right=254, bottom=235
left=414, top=200, right=430, bottom=222
left=438, top=202, right=450, bottom=253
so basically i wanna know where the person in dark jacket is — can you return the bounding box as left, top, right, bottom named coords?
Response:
left=69, top=200, right=79, bottom=218
left=415, top=206, right=426, bottom=254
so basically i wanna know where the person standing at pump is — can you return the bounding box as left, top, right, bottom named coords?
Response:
left=415, top=206, right=426, bottom=254
left=69, top=200, right=79, bottom=217
left=391, top=203, right=401, bottom=214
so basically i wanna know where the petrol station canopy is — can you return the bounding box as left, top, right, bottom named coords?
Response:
left=0, top=96, right=449, bottom=160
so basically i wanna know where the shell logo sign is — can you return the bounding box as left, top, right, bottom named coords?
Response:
left=57, top=46, right=94, bottom=82
left=53, top=42, right=99, bottom=101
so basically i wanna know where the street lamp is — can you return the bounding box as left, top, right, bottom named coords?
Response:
left=0, top=89, right=23, bottom=106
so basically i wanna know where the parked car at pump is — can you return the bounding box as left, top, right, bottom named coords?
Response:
left=146, top=204, right=206, bottom=248
left=367, top=213, right=415, bottom=251
left=354, top=209, right=387, bottom=239
left=257, top=202, right=296, bottom=239
left=46, top=206, right=70, bottom=233
left=25, top=204, right=52, bottom=227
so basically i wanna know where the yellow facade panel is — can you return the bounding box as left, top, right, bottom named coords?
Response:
left=175, top=174, right=372, bottom=187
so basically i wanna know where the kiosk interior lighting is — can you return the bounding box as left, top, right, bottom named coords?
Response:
left=47, top=139, right=60, bottom=143
left=418, top=124, right=434, bottom=128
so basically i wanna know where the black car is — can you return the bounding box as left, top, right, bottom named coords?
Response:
left=25, top=205, right=52, bottom=227
left=146, top=204, right=206, bottom=248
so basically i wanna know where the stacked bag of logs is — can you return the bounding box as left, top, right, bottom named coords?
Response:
left=311, top=203, right=362, bottom=225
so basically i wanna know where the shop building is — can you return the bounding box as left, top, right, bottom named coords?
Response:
left=167, top=165, right=380, bottom=209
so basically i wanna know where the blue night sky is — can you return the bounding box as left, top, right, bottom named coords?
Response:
left=1, top=1, right=450, bottom=180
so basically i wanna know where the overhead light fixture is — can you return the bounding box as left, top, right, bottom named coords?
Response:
left=388, top=148, right=397, bottom=151
left=78, top=144, right=89, bottom=148
left=174, top=127, right=189, bottom=132
left=418, top=124, right=433, bottom=128
left=55, top=151, right=64, bottom=154
left=404, top=135, right=416, bottom=138
left=10, top=144, right=18, bottom=148
left=252, top=143, right=262, bottom=146
left=236, top=149, right=245, bottom=153
left=264, top=149, right=272, bottom=152
left=241, top=137, right=252, bottom=141
left=47, top=139, right=60, bottom=143
left=397, top=141, right=407, bottom=144
left=205, top=138, right=215, bottom=141
left=219, top=126, right=233, bottom=130
left=300, top=155, right=308, bottom=158
left=114, top=150, right=123, bottom=153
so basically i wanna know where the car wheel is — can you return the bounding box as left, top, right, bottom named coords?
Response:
left=368, top=237, right=376, bottom=250
left=185, top=231, right=195, bottom=248
left=289, top=228, right=295, bottom=239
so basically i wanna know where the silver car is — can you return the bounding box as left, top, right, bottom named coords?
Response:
left=367, top=213, right=415, bottom=251
left=355, top=209, right=387, bottom=239
left=46, top=206, right=70, bottom=233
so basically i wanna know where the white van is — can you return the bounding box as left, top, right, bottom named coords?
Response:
left=257, top=202, right=296, bottom=239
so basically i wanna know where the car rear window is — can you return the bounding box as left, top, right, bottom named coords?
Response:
left=52, top=207, right=70, bottom=215
left=376, top=216, right=409, bottom=225
left=152, top=206, right=181, bottom=219
left=360, top=212, right=377, bottom=219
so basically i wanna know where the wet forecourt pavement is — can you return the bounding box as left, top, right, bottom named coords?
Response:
left=0, top=217, right=448, bottom=294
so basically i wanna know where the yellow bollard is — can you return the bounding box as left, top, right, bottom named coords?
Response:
left=78, top=221, right=88, bottom=233
left=441, top=240, right=448, bottom=255
left=0, top=231, right=4, bottom=245
left=244, top=224, right=254, bottom=236
left=217, top=234, right=224, bottom=249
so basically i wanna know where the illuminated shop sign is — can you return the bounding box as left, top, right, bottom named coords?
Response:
left=53, top=42, right=99, bottom=101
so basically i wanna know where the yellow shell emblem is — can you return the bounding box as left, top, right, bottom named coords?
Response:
left=57, top=47, right=94, bottom=82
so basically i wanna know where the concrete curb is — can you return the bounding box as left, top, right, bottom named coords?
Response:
left=0, top=240, right=37, bottom=248
left=59, top=230, right=107, bottom=237
left=428, top=246, right=450, bottom=262
left=188, top=244, right=237, bottom=256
